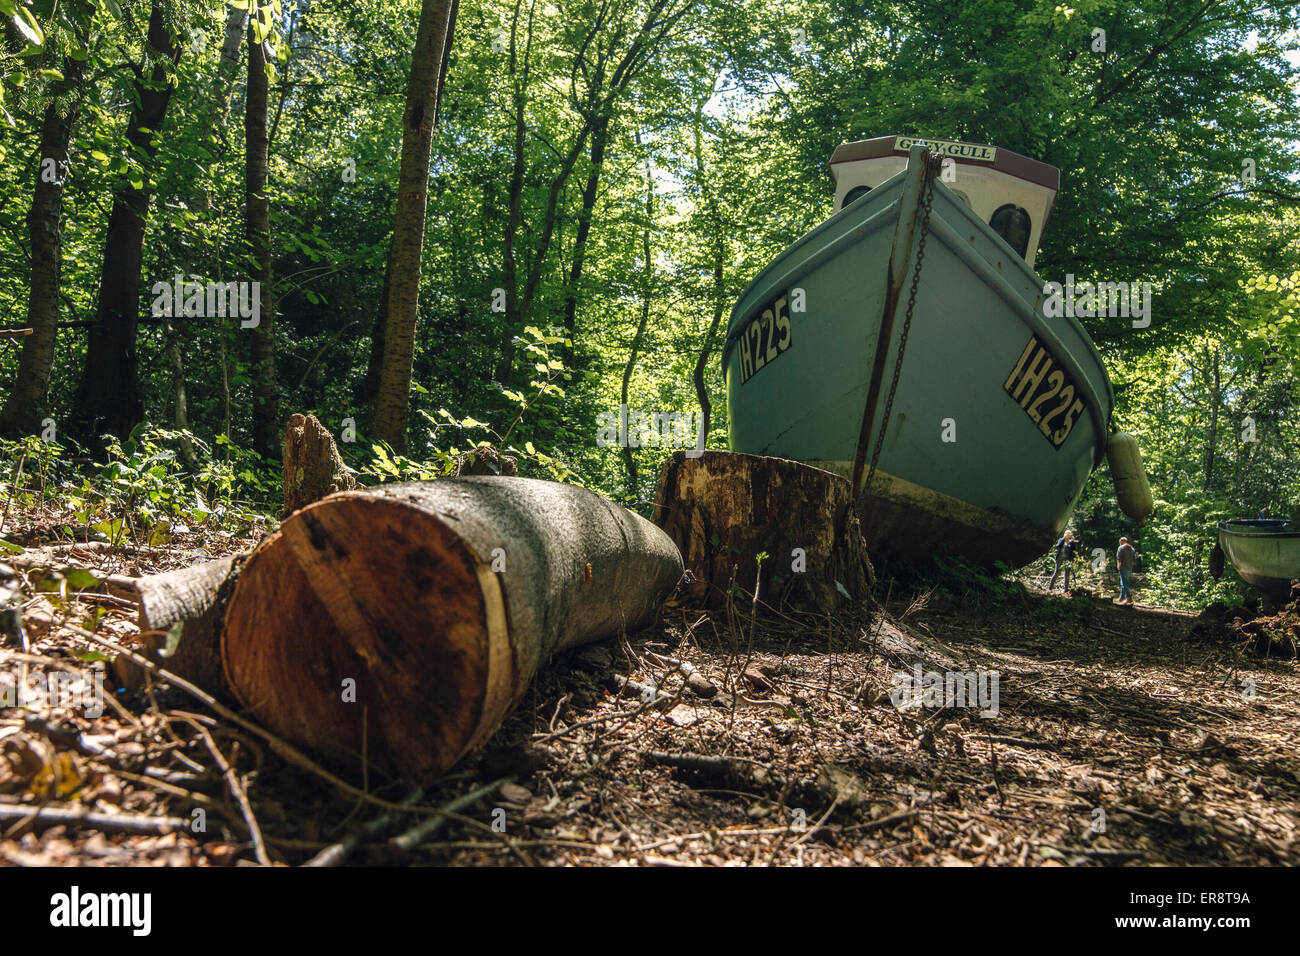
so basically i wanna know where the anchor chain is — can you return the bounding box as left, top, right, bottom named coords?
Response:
left=861, top=154, right=942, bottom=500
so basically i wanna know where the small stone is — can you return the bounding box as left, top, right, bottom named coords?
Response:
left=686, top=672, right=717, bottom=697
left=664, top=705, right=699, bottom=728
left=499, top=782, right=533, bottom=805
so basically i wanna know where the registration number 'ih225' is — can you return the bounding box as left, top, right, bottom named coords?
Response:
left=1003, top=335, right=1086, bottom=449
left=737, top=293, right=793, bottom=384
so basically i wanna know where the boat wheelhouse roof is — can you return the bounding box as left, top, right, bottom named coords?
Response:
left=829, top=136, right=1061, bottom=268
left=829, top=136, right=1060, bottom=191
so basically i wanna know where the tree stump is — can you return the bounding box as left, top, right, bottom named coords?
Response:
left=281, top=413, right=356, bottom=516
left=653, top=450, right=874, bottom=612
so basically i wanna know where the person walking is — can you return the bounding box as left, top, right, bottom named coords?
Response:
left=1117, top=537, right=1137, bottom=605
left=1049, top=530, right=1077, bottom=592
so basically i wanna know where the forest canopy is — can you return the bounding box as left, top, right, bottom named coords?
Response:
left=0, top=0, right=1298, bottom=608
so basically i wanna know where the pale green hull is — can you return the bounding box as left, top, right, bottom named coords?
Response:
left=722, top=167, right=1114, bottom=568
left=1218, top=520, right=1300, bottom=596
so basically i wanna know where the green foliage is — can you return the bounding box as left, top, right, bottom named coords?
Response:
left=0, top=0, right=1296, bottom=611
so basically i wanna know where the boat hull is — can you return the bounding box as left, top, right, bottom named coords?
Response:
left=722, top=167, right=1114, bottom=569
left=1218, top=520, right=1300, bottom=596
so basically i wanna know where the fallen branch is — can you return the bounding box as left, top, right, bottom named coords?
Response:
left=0, top=803, right=189, bottom=835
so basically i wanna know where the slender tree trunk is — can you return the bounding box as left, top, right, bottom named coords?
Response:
left=621, top=149, right=653, bottom=491
left=0, top=56, right=86, bottom=436
left=164, top=320, right=198, bottom=468
left=361, top=254, right=392, bottom=406
left=219, top=338, right=232, bottom=459
left=370, top=0, right=458, bottom=451
left=72, top=1, right=181, bottom=444
left=689, top=99, right=725, bottom=450
left=164, top=4, right=250, bottom=460
left=561, top=113, right=610, bottom=368
left=247, top=21, right=278, bottom=458
left=363, top=0, right=458, bottom=410
left=493, top=0, right=532, bottom=388
left=1203, top=345, right=1219, bottom=491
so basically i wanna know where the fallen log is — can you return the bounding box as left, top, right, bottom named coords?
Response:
left=653, top=450, right=874, bottom=612
left=221, top=477, right=684, bottom=780
left=119, top=553, right=248, bottom=698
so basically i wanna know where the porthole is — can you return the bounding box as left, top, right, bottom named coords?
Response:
left=841, top=185, right=872, bottom=209
left=989, top=204, right=1031, bottom=258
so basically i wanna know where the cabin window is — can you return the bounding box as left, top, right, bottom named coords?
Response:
left=989, top=204, right=1031, bottom=258
left=841, top=185, right=871, bottom=209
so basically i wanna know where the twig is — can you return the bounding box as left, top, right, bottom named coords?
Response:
left=183, top=717, right=271, bottom=866
left=0, top=803, right=189, bottom=835
left=303, top=785, right=425, bottom=867
left=389, top=777, right=511, bottom=852
left=63, top=624, right=472, bottom=819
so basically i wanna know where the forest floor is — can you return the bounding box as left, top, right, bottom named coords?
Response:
left=2, top=505, right=1298, bottom=867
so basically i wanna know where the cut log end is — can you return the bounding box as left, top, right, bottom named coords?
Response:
left=222, top=493, right=512, bottom=781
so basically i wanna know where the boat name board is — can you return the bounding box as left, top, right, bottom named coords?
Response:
left=737, top=292, right=793, bottom=384
left=894, top=137, right=997, bottom=163
left=1003, top=335, right=1086, bottom=449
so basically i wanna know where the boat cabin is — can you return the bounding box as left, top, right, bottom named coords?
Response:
left=829, top=135, right=1061, bottom=269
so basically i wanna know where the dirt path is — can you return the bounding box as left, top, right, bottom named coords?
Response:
left=3, top=550, right=1297, bottom=865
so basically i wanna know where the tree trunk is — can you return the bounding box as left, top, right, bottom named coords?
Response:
left=164, top=321, right=197, bottom=468
left=361, top=253, right=392, bottom=408
left=492, top=0, right=532, bottom=388
left=620, top=141, right=653, bottom=491
left=653, top=451, right=875, bottom=613
left=221, top=477, right=683, bottom=780
left=247, top=22, right=279, bottom=458
left=689, top=98, right=725, bottom=451
left=72, top=1, right=181, bottom=444
left=370, top=0, right=458, bottom=451
left=0, top=56, right=86, bottom=436
left=560, top=113, right=610, bottom=368
left=1203, top=344, right=1220, bottom=491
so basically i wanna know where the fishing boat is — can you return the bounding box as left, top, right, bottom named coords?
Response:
left=1217, top=519, right=1300, bottom=597
left=721, top=136, right=1148, bottom=568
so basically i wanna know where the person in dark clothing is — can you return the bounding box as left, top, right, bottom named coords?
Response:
left=1049, top=530, right=1077, bottom=591
left=1117, top=537, right=1137, bottom=604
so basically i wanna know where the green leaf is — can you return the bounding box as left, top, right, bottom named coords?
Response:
left=13, top=9, right=43, bottom=47
left=64, top=568, right=102, bottom=591
left=0, top=538, right=22, bottom=554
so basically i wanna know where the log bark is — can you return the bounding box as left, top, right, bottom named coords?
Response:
left=653, top=450, right=874, bottom=612
left=119, top=553, right=247, bottom=698
left=281, top=413, right=356, bottom=516
left=221, top=477, right=683, bottom=780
